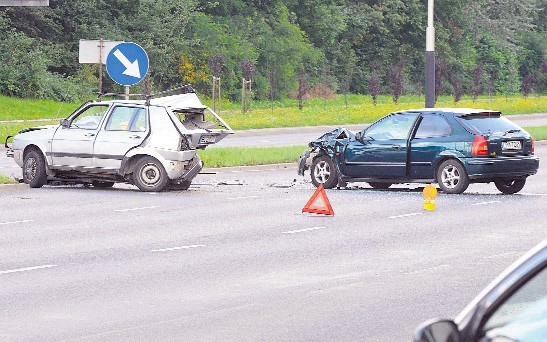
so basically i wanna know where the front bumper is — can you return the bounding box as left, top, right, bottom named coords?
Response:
left=464, top=155, right=539, bottom=180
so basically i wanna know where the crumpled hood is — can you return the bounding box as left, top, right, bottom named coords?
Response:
left=308, top=128, right=355, bottom=148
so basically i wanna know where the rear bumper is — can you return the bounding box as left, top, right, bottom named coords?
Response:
left=464, top=155, right=539, bottom=180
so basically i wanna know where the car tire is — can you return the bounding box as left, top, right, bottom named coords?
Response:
left=23, top=149, right=47, bottom=188
left=368, top=182, right=392, bottom=189
left=171, top=180, right=192, bottom=191
left=494, top=178, right=526, bottom=195
left=311, top=155, right=339, bottom=189
left=436, top=159, right=469, bottom=194
left=92, top=180, right=115, bottom=188
left=133, top=157, right=169, bottom=192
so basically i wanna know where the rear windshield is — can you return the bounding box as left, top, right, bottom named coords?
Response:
left=456, top=113, right=521, bottom=135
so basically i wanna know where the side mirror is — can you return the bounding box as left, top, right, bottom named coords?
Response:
left=413, top=319, right=460, bottom=342
left=60, top=119, right=69, bottom=128
left=355, top=131, right=363, bottom=141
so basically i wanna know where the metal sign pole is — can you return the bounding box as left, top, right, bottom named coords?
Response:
left=98, top=38, right=103, bottom=95
left=425, top=0, right=436, bottom=108
left=125, top=86, right=129, bottom=100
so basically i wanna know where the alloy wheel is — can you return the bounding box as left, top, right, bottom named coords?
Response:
left=313, top=160, right=331, bottom=184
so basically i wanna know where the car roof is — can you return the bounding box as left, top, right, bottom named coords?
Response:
left=94, top=93, right=207, bottom=111
left=400, top=108, right=501, bottom=116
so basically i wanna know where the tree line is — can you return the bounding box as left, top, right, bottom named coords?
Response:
left=0, top=0, right=545, bottom=103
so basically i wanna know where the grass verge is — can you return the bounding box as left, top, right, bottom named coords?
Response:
left=0, top=173, right=17, bottom=185
left=197, top=145, right=306, bottom=168
left=1, top=94, right=545, bottom=143
left=525, top=125, right=547, bottom=141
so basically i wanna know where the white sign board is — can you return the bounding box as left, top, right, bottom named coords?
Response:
left=79, top=39, right=123, bottom=64
left=0, top=0, right=48, bottom=5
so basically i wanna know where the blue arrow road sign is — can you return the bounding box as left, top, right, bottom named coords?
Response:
left=106, top=42, right=149, bottom=86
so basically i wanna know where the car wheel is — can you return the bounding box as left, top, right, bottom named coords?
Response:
left=436, top=159, right=469, bottom=194
left=494, top=178, right=526, bottom=195
left=311, top=155, right=339, bottom=189
left=368, top=182, right=392, bottom=189
left=92, top=181, right=115, bottom=188
left=23, top=149, right=47, bottom=188
left=133, top=157, right=169, bottom=192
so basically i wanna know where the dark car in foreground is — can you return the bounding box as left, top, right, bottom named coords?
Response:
left=298, top=108, right=539, bottom=194
left=414, top=239, right=546, bottom=342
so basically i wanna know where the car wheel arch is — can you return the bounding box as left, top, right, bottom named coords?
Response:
left=23, top=144, right=46, bottom=159
left=121, top=154, right=151, bottom=177
left=434, top=155, right=464, bottom=178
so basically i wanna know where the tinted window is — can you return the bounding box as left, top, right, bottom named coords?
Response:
left=365, top=113, right=419, bottom=140
left=415, top=115, right=452, bottom=138
left=457, top=114, right=521, bottom=134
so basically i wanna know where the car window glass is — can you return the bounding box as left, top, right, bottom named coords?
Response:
left=365, top=113, right=418, bottom=140
left=415, top=115, right=452, bottom=138
left=106, top=106, right=146, bottom=132
left=129, top=108, right=148, bottom=132
left=480, top=267, right=547, bottom=342
left=71, top=105, right=108, bottom=130
left=457, top=115, right=521, bottom=135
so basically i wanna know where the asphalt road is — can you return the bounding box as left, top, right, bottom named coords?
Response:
left=0, top=145, right=546, bottom=341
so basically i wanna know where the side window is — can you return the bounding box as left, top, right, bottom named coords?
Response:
left=71, top=105, right=109, bottom=130
left=414, top=115, right=452, bottom=139
left=480, top=267, right=546, bottom=342
left=365, top=113, right=419, bottom=140
left=105, top=107, right=147, bottom=132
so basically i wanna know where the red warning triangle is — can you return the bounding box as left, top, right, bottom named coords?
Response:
left=302, top=184, right=334, bottom=216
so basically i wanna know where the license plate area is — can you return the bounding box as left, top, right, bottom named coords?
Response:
left=199, top=135, right=216, bottom=144
left=502, top=140, right=522, bottom=150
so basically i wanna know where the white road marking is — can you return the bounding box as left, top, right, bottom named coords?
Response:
left=230, top=170, right=244, bottom=173
left=227, top=195, right=259, bottom=200
left=519, top=193, right=547, bottom=196
left=472, top=200, right=501, bottom=206
left=389, top=213, right=423, bottom=219
left=151, top=245, right=206, bottom=252
left=283, top=226, right=326, bottom=234
left=403, top=264, right=450, bottom=275
left=249, top=169, right=262, bottom=172
left=0, top=264, right=57, bottom=275
left=0, top=219, right=34, bottom=226
left=113, top=206, right=159, bottom=212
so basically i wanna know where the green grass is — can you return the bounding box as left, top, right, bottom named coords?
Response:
left=0, top=173, right=17, bottom=185
left=219, top=94, right=547, bottom=130
left=525, top=125, right=547, bottom=141
left=197, top=145, right=306, bottom=168
left=0, top=95, right=81, bottom=121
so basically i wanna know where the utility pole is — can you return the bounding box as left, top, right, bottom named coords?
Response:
left=425, top=0, right=435, bottom=108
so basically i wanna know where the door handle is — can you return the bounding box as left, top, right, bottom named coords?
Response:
left=84, top=133, right=96, bottom=137
left=129, top=135, right=141, bottom=139
left=391, top=145, right=400, bottom=150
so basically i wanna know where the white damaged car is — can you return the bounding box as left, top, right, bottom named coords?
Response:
left=5, top=90, right=233, bottom=191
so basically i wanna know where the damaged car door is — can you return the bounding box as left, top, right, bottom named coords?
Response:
left=93, top=105, right=148, bottom=172
left=342, top=113, right=419, bottom=178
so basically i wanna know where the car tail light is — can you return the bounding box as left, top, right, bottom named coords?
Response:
left=472, top=135, right=489, bottom=156
left=531, top=139, right=535, bottom=153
